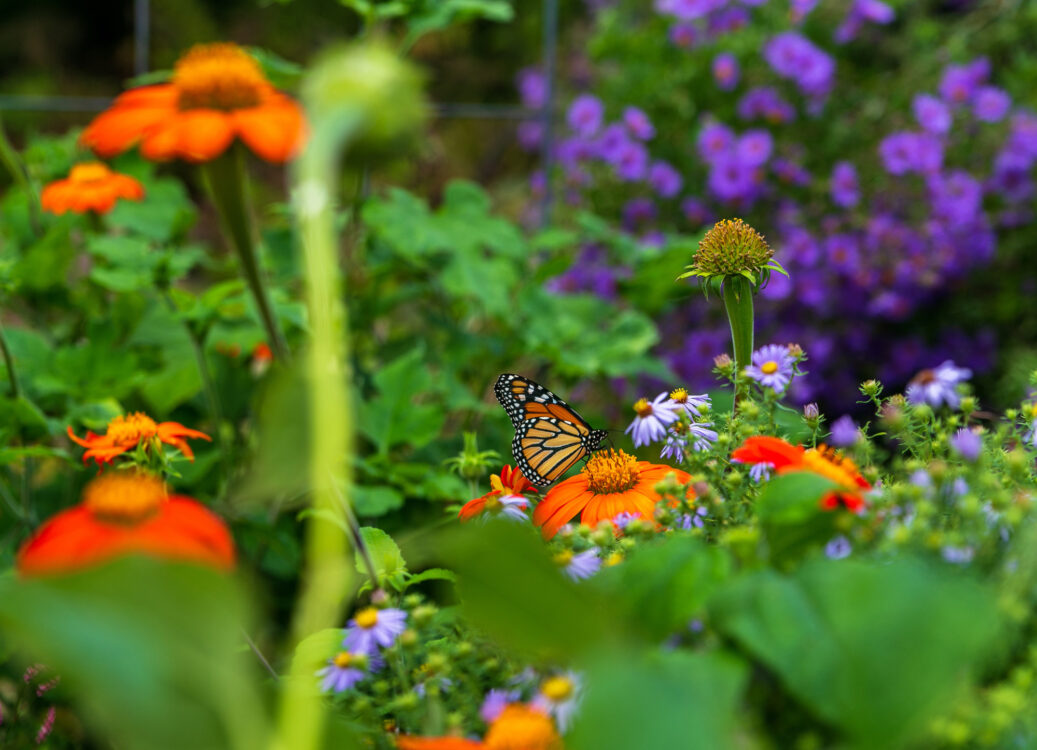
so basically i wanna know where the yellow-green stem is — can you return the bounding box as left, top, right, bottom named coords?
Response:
left=722, top=275, right=755, bottom=404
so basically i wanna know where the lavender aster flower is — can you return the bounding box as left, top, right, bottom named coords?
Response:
left=973, top=86, right=1011, bottom=122
left=913, top=94, right=951, bottom=134
left=688, top=421, right=719, bottom=451
left=613, top=140, right=650, bottom=181
left=825, top=536, right=852, bottom=560
left=738, top=87, right=796, bottom=123
left=666, top=387, right=710, bottom=417
left=625, top=392, right=679, bottom=447
left=343, top=607, right=408, bottom=653
left=906, top=360, right=972, bottom=409
left=942, top=546, right=974, bottom=564
left=623, top=106, right=656, bottom=140
left=681, top=197, right=712, bottom=227
left=950, top=428, right=982, bottom=462
left=558, top=549, right=601, bottom=581
left=676, top=506, right=709, bottom=530
left=660, top=427, right=688, bottom=463
left=649, top=161, right=684, bottom=197
left=712, top=53, right=740, bottom=91
left=316, top=649, right=383, bottom=693
left=612, top=511, right=643, bottom=531
left=829, top=415, right=861, bottom=447
left=708, top=152, right=761, bottom=201
left=830, top=161, right=860, bottom=207
left=939, top=60, right=988, bottom=105
left=745, top=344, right=795, bottom=393
left=748, top=462, right=774, bottom=482
left=567, top=94, right=604, bottom=138
left=668, top=22, right=699, bottom=49
left=736, top=130, right=773, bottom=166
left=533, top=672, right=584, bottom=732
left=657, top=0, right=724, bottom=20
left=763, top=32, right=834, bottom=98
left=480, top=689, right=520, bottom=723
left=697, top=121, right=735, bottom=163
left=517, top=68, right=547, bottom=109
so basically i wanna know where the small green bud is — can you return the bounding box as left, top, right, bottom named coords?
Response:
left=959, top=396, right=977, bottom=416
left=725, top=470, right=744, bottom=488
left=412, top=604, right=437, bottom=626
left=860, top=379, right=883, bottom=398
left=396, top=692, right=420, bottom=710
left=590, top=528, right=612, bottom=546
left=454, top=641, right=473, bottom=658
left=403, top=594, right=423, bottom=609
left=399, top=628, right=419, bottom=649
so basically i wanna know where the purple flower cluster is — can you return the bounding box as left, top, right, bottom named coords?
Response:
left=763, top=32, right=835, bottom=101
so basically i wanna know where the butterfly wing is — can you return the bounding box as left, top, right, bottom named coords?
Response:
left=495, top=374, right=608, bottom=487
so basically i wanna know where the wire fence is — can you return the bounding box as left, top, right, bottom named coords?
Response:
left=0, top=0, right=560, bottom=222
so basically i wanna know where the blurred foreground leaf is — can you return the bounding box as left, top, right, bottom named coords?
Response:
left=756, top=471, right=840, bottom=563
left=0, top=559, right=268, bottom=750
left=710, top=557, right=1002, bottom=749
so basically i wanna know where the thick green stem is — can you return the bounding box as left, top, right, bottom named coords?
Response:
left=722, top=275, right=755, bottom=401
left=203, top=149, right=290, bottom=363
left=0, top=320, right=21, bottom=399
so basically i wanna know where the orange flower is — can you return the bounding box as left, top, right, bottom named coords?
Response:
left=459, top=465, right=539, bottom=522
left=16, top=471, right=235, bottom=575
left=397, top=704, right=560, bottom=750
left=80, top=43, right=306, bottom=163
left=67, top=412, right=210, bottom=466
left=731, top=436, right=871, bottom=512
left=532, top=449, right=691, bottom=539
left=40, top=162, right=144, bottom=215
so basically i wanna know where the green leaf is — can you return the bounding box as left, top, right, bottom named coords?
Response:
left=357, top=527, right=408, bottom=584
left=14, top=223, right=75, bottom=291
left=139, top=359, right=203, bottom=414
left=710, top=557, right=1002, bottom=749
left=756, top=472, right=839, bottom=525
left=568, top=649, right=747, bottom=750
left=105, top=178, right=197, bottom=242
left=357, top=348, right=444, bottom=456
left=352, top=484, right=405, bottom=517
left=404, top=567, right=458, bottom=588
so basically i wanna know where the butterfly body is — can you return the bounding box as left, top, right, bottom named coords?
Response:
left=494, top=373, right=608, bottom=488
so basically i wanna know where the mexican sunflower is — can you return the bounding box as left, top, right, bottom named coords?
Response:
left=80, top=42, right=305, bottom=163
left=532, top=449, right=691, bottom=539
left=16, top=471, right=235, bottom=575
left=731, top=436, right=871, bottom=512
left=40, top=162, right=144, bottom=215
left=397, top=704, right=561, bottom=750
left=459, top=465, right=538, bottom=522
left=67, top=412, right=210, bottom=466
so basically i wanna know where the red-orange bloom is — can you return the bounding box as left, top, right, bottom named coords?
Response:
left=396, top=737, right=484, bottom=750
left=80, top=43, right=306, bottom=163
left=397, top=704, right=560, bottom=750
left=731, top=436, right=871, bottom=512
left=459, top=465, right=539, bottom=522
left=67, top=412, right=210, bottom=466
left=16, top=471, right=235, bottom=575
left=532, top=449, right=691, bottom=539
left=40, top=162, right=145, bottom=215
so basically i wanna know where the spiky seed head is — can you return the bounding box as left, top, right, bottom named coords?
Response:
left=693, top=218, right=772, bottom=277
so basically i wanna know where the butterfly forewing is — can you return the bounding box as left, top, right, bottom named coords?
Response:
left=495, top=373, right=608, bottom=488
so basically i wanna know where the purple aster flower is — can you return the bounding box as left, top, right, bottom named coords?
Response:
left=950, top=427, right=982, bottom=462
left=343, top=607, right=408, bottom=653
left=596, top=123, right=630, bottom=162
left=745, top=344, right=795, bottom=393
left=668, top=22, right=700, bottom=49
left=790, top=0, right=818, bottom=22
left=567, top=94, right=604, bottom=138
left=825, top=536, right=852, bottom=560
left=626, top=392, right=679, bottom=447
left=929, top=170, right=983, bottom=229
left=939, top=59, right=988, bottom=105
left=622, top=197, right=657, bottom=229
left=655, top=0, right=723, bottom=19
left=676, top=506, right=709, bottom=530
left=517, top=121, right=544, bottom=150
left=830, top=161, right=860, bottom=208
left=913, top=94, right=951, bottom=134
left=517, top=68, right=547, bottom=109
left=737, top=87, right=796, bottom=123
left=681, top=196, right=711, bottom=227
left=772, top=157, right=812, bottom=186
left=560, top=549, right=601, bottom=581
left=649, top=161, right=684, bottom=197
left=665, top=388, right=711, bottom=417
left=905, top=360, right=972, bottom=409
left=660, top=426, right=688, bottom=463
left=942, top=546, right=974, bottom=564
left=708, top=6, right=750, bottom=33
left=879, top=131, right=943, bottom=175
left=712, top=53, right=740, bottom=91
left=623, top=106, right=656, bottom=140
left=855, top=0, right=894, bottom=22
left=1007, top=111, right=1037, bottom=163
left=316, top=649, right=383, bottom=693
left=736, top=129, right=773, bottom=166
left=480, top=689, right=520, bottom=723
left=533, top=672, right=584, bottom=732
left=708, top=152, right=761, bottom=202
left=973, top=86, right=1011, bottom=122
left=697, top=121, right=735, bottom=163
left=613, top=140, right=650, bottom=181
left=748, top=461, right=774, bottom=483
left=613, top=511, right=643, bottom=530
left=1023, top=419, right=1037, bottom=448
left=688, top=420, right=719, bottom=451
left=763, top=32, right=835, bottom=98
left=829, top=415, right=861, bottom=447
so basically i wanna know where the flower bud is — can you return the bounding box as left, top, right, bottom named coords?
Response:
left=713, top=353, right=734, bottom=376
left=412, top=604, right=437, bottom=626
left=399, top=628, right=419, bottom=649
left=787, top=343, right=805, bottom=360
left=860, top=379, right=883, bottom=398
left=690, top=219, right=773, bottom=278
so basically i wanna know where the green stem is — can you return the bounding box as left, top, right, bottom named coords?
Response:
left=722, top=275, right=755, bottom=404
left=202, top=149, right=290, bottom=363
left=0, top=320, right=21, bottom=399
left=0, top=117, right=41, bottom=236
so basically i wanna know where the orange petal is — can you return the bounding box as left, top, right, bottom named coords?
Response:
left=173, top=110, right=235, bottom=162
left=232, top=97, right=306, bottom=162
left=157, top=422, right=211, bottom=442
left=730, top=436, right=804, bottom=470
left=535, top=488, right=594, bottom=539
left=139, top=119, right=180, bottom=161
left=80, top=91, right=176, bottom=158
left=458, top=495, right=489, bottom=521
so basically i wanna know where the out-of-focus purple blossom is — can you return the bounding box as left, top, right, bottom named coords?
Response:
left=759, top=268, right=793, bottom=300
left=824, top=233, right=860, bottom=273
left=950, top=428, right=982, bottom=462
left=737, top=87, right=796, bottom=123
left=655, top=0, right=724, bottom=20
left=913, top=94, right=952, bottom=134
left=556, top=137, right=595, bottom=168
left=517, top=67, right=547, bottom=109
left=790, top=0, right=818, bottom=22
left=596, top=123, right=630, bottom=162
left=772, top=157, right=812, bottom=186
left=481, top=689, right=520, bottom=723
left=1007, top=111, right=1037, bottom=163
left=660, top=426, right=687, bottom=463
left=567, top=94, right=604, bottom=138
left=748, top=462, right=774, bottom=483
left=561, top=549, right=601, bottom=581
left=612, top=140, right=650, bottom=181
left=676, top=506, right=709, bottom=530
left=830, top=161, right=860, bottom=208
left=763, top=32, right=835, bottom=98
left=836, top=0, right=894, bottom=41
left=681, top=197, right=711, bottom=227
left=737, top=0, right=769, bottom=6
left=829, top=415, right=861, bottom=447
left=626, top=392, right=679, bottom=447
left=939, top=59, right=989, bottom=105
left=622, top=197, right=657, bottom=229
left=517, top=121, right=544, bottom=151
left=1023, top=419, right=1037, bottom=449
left=990, top=152, right=1035, bottom=203
left=825, top=536, right=852, bottom=560
left=708, top=6, right=750, bottom=34
left=317, top=650, right=383, bottom=693
left=973, top=86, right=1011, bottom=122
left=736, top=129, right=773, bottom=166
left=709, top=152, right=762, bottom=202
left=668, top=22, right=700, bottom=49
left=879, top=131, right=943, bottom=175
left=942, top=546, right=974, bottom=564
left=344, top=607, right=408, bottom=653
left=623, top=106, right=656, bottom=140
left=641, top=230, right=667, bottom=248
left=649, top=161, right=684, bottom=197
left=784, top=227, right=821, bottom=267
left=906, top=360, right=972, bottom=409
left=712, top=52, right=740, bottom=91
left=697, top=121, right=736, bottom=163
left=929, top=170, right=983, bottom=229
left=613, top=511, right=643, bottom=531
left=546, top=246, right=625, bottom=300
left=746, top=344, right=795, bottom=393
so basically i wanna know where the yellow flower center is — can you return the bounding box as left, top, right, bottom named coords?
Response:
left=354, top=607, right=379, bottom=629
left=584, top=449, right=640, bottom=494
left=106, top=412, right=159, bottom=447
left=540, top=676, right=574, bottom=702
left=802, top=445, right=861, bottom=492
left=669, top=387, right=688, bottom=403
left=1027, top=403, right=1037, bottom=419
left=174, top=43, right=267, bottom=110
left=69, top=162, right=113, bottom=184
left=605, top=551, right=624, bottom=566
left=484, top=494, right=502, bottom=512
left=633, top=398, right=653, bottom=417
left=485, top=705, right=560, bottom=750
left=552, top=550, right=574, bottom=567
left=332, top=651, right=353, bottom=669
left=761, top=361, right=779, bottom=375
left=83, top=471, right=167, bottom=522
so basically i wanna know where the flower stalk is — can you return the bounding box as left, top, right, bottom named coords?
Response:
left=722, top=275, right=755, bottom=377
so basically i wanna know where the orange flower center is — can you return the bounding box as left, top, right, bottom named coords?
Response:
left=173, top=43, right=267, bottom=111
left=485, top=705, right=560, bottom=750
left=584, top=449, right=639, bottom=494
left=540, top=676, right=574, bottom=702
left=761, top=361, right=779, bottom=375
left=632, top=398, right=653, bottom=417
left=106, top=412, right=159, bottom=447
left=332, top=651, right=353, bottom=669
left=552, top=550, right=574, bottom=567
left=669, top=387, right=688, bottom=403
left=354, top=607, right=379, bottom=629
left=83, top=471, right=167, bottom=522
left=802, top=445, right=862, bottom=492
left=68, top=162, right=113, bottom=184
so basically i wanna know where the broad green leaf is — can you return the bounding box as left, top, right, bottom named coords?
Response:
left=756, top=472, right=839, bottom=524
left=357, top=348, right=444, bottom=456
left=353, top=484, right=405, bottom=517
left=405, top=567, right=457, bottom=588
left=139, top=360, right=203, bottom=414
left=105, top=178, right=196, bottom=242
left=357, top=527, right=408, bottom=587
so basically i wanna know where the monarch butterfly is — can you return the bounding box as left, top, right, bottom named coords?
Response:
left=494, top=373, right=608, bottom=488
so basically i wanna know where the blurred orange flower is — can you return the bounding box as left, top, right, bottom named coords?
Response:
left=16, top=471, right=235, bottom=575
left=397, top=704, right=560, bottom=750
left=730, top=436, right=871, bottom=512
left=67, top=412, right=210, bottom=466
left=40, top=162, right=144, bottom=215
left=459, top=465, right=538, bottom=522
left=532, top=449, right=691, bottom=539
left=81, top=42, right=306, bottom=163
